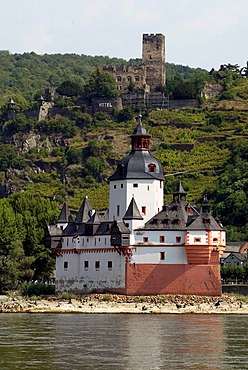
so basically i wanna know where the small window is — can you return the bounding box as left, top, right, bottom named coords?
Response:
left=117, top=76, right=122, bottom=82
left=84, top=261, right=89, bottom=270
left=117, top=205, right=120, bottom=217
left=160, top=236, right=165, bottom=243
left=108, top=261, right=112, bottom=270
left=127, top=76, right=132, bottom=82
left=176, top=236, right=181, bottom=243
left=95, top=261, right=100, bottom=271
left=64, top=261, right=68, bottom=271
left=114, top=185, right=116, bottom=189
left=194, top=237, right=201, bottom=243
left=135, top=76, right=140, bottom=82
left=117, top=85, right=122, bottom=90
left=121, top=184, right=123, bottom=188
left=105, top=238, right=107, bottom=245
left=213, top=238, right=218, bottom=242
left=99, top=238, right=101, bottom=242
left=125, top=222, right=129, bottom=227
left=160, top=252, right=165, bottom=260
left=143, top=237, right=148, bottom=243
left=148, top=163, right=156, bottom=172
left=142, top=206, right=146, bottom=215
left=87, top=238, right=89, bottom=242
left=147, top=185, right=150, bottom=191
left=160, top=181, right=163, bottom=189
left=133, top=183, right=138, bottom=188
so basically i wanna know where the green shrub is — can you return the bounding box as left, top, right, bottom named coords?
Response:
left=20, top=282, right=55, bottom=297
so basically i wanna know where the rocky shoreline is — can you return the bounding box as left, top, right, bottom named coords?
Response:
left=1, top=294, right=248, bottom=314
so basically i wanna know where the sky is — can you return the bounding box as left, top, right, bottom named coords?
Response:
left=0, top=0, right=247, bottom=71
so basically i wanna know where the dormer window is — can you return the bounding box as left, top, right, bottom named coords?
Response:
left=203, top=218, right=210, bottom=224
left=148, top=163, right=156, bottom=172
left=172, top=219, right=179, bottom=225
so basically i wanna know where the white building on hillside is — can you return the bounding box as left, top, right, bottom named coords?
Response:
left=48, top=117, right=226, bottom=296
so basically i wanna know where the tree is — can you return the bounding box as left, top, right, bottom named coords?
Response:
left=84, top=67, right=118, bottom=100
left=56, top=80, right=83, bottom=97
left=9, top=193, right=59, bottom=282
left=0, top=199, right=33, bottom=290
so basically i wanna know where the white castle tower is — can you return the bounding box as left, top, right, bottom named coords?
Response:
left=108, top=116, right=164, bottom=223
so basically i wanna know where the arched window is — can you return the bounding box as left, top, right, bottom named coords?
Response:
left=127, top=76, right=132, bottom=82
left=148, top=163, right=156, bottom=172
left=117, top=76, right=122, bottom=82
left=135, top=76, right=140, bottom=82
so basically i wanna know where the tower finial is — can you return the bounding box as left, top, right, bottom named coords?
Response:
left=138, top=114, right=142, bottom=125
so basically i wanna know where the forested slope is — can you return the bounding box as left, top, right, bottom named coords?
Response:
left=0, top=52, right=247, bottom=287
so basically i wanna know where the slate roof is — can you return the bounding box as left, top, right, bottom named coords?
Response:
left=186, top=213, right=224, bottom=231
left=139, top=199, right=199, bottom=231
left=87, top=211, right=103, bottom=224
left=131, top=117, right=150, bottom=137
left=226, top=242, right=248, bottom=252
left=109, top=150, right=164, bottom=181
left=75, top=196, right=93, bottom=223
left=123, top=197, right=143, bottom=220
left=111, top=220, right=131, bottom=234
left=223, top=252, right=247, bottom=263
left=173, top=180, right=187, bottom=200
left=61, top=218, right=115, bottom=237
left=57, top=202, right=73, bottom=223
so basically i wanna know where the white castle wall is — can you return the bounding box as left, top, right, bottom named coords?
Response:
left=130, top=246, right=188, bottom=264
left=56, top=249, right=125, bottom=292
left=109, top=178, right=163, bottom=223
left=133, top=229, right=185, bottom=245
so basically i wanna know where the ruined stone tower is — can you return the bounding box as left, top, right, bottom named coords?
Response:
left=142, top=33, right=166, bottom=92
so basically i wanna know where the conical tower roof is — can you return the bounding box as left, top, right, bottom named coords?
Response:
left=123, top=197, right=143, bottom=220
left=75, top=196, right=93, bottom=223
left=200, top=194, right=211, bottom=214
left=173, top=180, right=187, bottom=201
left=131, top=115, right=150, bottom=137
left=87, top=211, right=103, bottom=224
left=57, top=202, right=73, bottom=223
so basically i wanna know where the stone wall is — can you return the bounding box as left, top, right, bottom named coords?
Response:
left=169, top=99, right=199, bottom=109
left=222, top=285, right=248, bottom=295
left=142, top=33, right=166, bottom=92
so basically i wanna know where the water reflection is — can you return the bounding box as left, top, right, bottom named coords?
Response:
left=0, top=314, right=247, bottom=369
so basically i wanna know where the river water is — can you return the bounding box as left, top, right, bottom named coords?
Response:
left=0, top=313, right=247, bottom=369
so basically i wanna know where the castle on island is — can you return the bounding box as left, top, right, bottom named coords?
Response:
left=48, top=117, right=226, bottom=296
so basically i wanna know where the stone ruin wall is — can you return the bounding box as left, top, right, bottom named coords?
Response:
left=104, top=33, right=166, bottom=93
left=142, top=33, right=166, bottom=92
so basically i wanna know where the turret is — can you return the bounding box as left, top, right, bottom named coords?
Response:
left=108, top=116, right=164, bottom=222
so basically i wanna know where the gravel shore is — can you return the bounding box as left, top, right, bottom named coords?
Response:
left=1, top=294, right=248, bottom=314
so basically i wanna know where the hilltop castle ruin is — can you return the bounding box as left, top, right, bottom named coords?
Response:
left=103, top=33, right=166, bottom=93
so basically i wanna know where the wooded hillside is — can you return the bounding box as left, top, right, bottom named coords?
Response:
left=0, top=52, right=247, bottom=286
